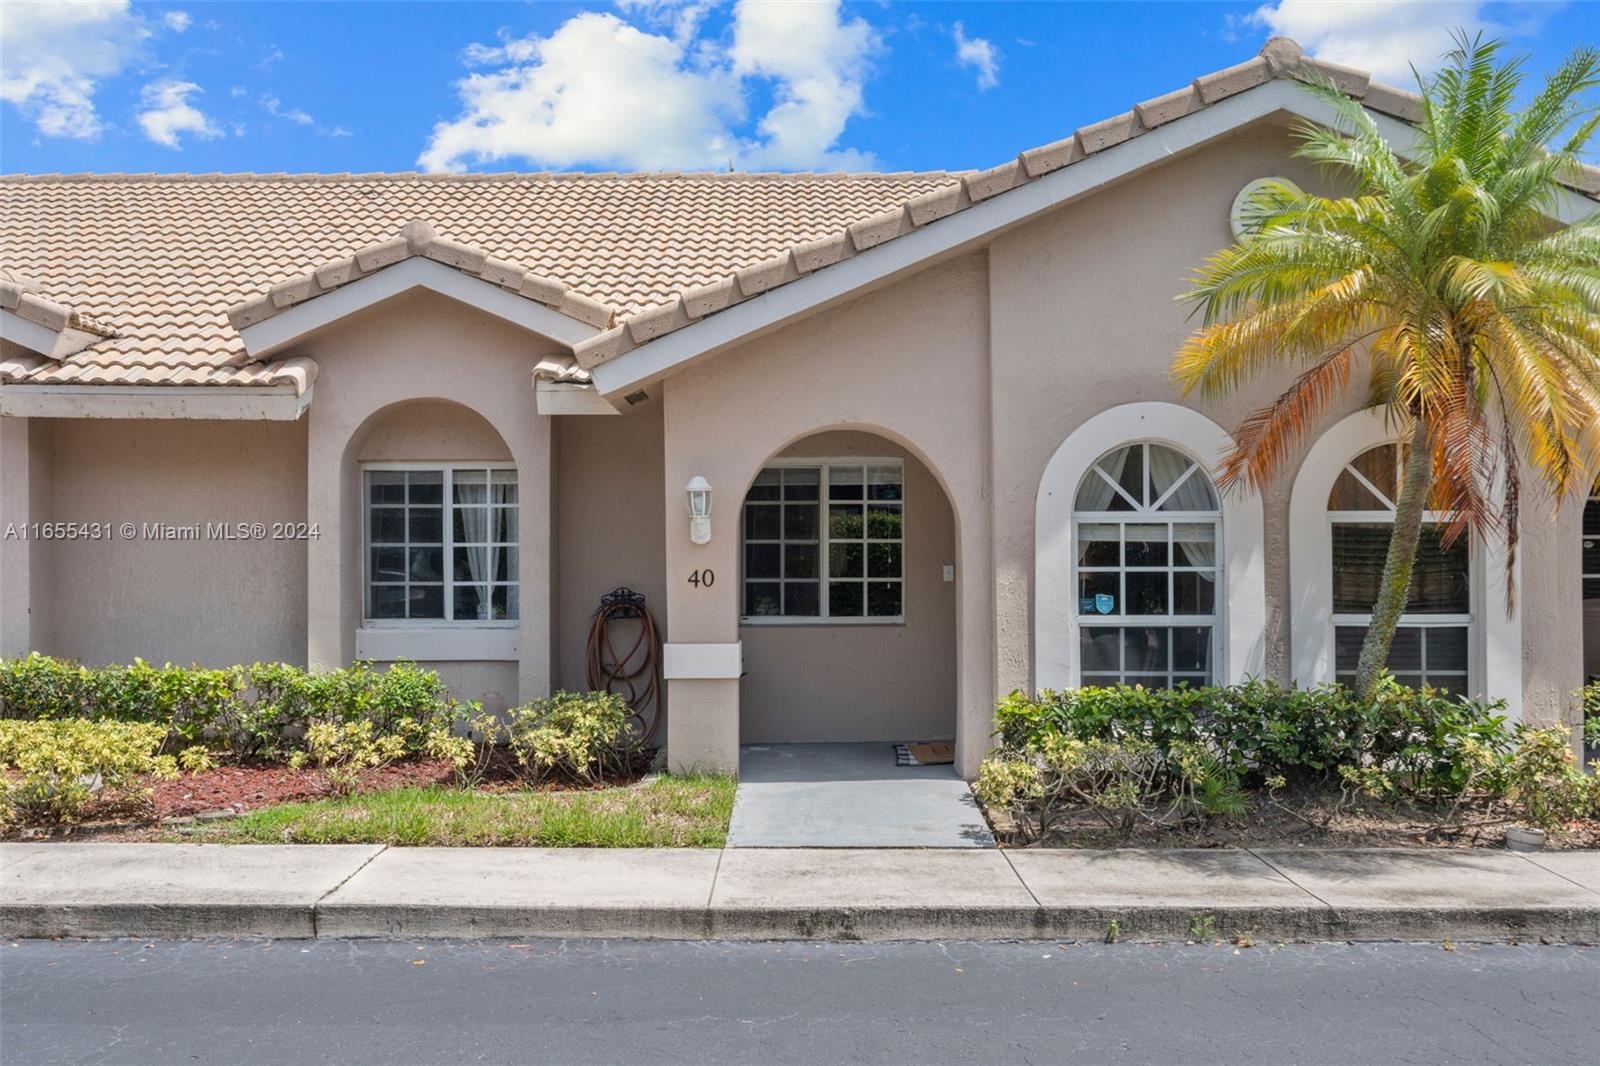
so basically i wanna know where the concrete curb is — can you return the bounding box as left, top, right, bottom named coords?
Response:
left=10, top=902, right=1595, bottom=944
left=4, top=843, right=1597, bottom=943
left=1, top=901, right=322, bottom=940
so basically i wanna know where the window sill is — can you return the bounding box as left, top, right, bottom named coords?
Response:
left=355, top=625, right=519, bottom=662
left=739, top=617, right=905, bottom=628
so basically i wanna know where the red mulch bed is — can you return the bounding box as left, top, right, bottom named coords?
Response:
left=5, top=749, right=661, bottom=839
left=151, top=759, right=459, bottom=819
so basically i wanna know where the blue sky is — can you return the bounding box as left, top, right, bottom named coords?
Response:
left=1, top=2, right=1593, bottom=175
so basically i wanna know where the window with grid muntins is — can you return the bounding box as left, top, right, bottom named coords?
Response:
left=365, top=466, right=518, bottom=623
left=1327, top=444, right=1471, bottom=695
left=1585, top=489, right=1600, bottom=602
left=742, top=462, right=903, bottom=621
left=1072, top=442, right=1220, bottom=689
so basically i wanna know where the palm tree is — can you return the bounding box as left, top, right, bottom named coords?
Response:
left=1174, top=33, right=1600, bottom=699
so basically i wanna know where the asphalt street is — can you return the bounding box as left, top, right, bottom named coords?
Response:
left=2, top=938, right=1595, bottom=1065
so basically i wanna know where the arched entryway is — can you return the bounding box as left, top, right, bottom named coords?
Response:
left=736, top=429, right=958, bottom=745
left=725, top=427, right=985, bottom=848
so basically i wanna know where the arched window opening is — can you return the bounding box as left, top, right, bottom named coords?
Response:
left=1072, top=443, right=1220, bottom=688
left=1584, top=484, right=1600, bottom=613
left=1586, top=484, right=1599, bottom=757
left=1327, top=443, right=1470, bottom=694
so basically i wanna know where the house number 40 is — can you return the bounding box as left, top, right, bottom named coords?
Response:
left=687, top=569, right=715, bottom=588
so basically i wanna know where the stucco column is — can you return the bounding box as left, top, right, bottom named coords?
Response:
left=305, top=402, right=351, bottom=670
left=660, top=381, right=742, bottom=774
left=1519, top=499, right=1584, bottom=731
left=0, top=416, right=39, bottom=656
left=516, top=411, right=554, bottom=705
left=956, top=494, right=997, bottom=780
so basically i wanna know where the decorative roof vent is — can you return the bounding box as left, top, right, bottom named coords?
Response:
left=1230, top=176, right=1303, bottom=240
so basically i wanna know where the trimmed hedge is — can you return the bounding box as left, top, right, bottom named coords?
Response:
left=984, top=680, right=1598, bottom=839
left=0, top=654, right=462, bottom=759
left=993, top=679, right=1513, bottom=794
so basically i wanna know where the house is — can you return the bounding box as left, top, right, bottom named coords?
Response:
left=2, top=38, right=1596, bottom=778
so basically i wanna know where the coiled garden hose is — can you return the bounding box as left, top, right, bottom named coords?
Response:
left=585, top=587, right=662, bottom=748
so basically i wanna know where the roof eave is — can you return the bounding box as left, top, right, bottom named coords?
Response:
left=0, top=307, right=111, bottom=360
left=0, top=381, right=313, bottom=420
left=589, top=79, right=1600, bottom=399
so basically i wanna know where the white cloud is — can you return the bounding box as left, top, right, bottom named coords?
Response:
left=0, top=0, right=149, bottom=139
left=163, top=10, right=192, bottom=33
left=262, top=93, right=315, bottom=125
left=254, top=45, right=284, bottom=70
left=729, top=0, right=877, bottom=169
left=136, top=79, right=221, bottom=148
left=419, top=0, right=878, bottom=173
left=1246, top=0, right=1499, bottom=82
left=614, top=0, right=718, bottom=46
left=952, top=22, right=999, bottom=91
left=421, top=12, right=740, bottom=172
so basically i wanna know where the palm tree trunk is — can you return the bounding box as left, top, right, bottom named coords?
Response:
left=1353, top=419, right=1434, bottom=699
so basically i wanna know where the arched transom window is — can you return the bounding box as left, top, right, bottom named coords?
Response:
left=1073, top=443, right=1220, bottom=688
left=1328, top=444, right=1470, bottom=694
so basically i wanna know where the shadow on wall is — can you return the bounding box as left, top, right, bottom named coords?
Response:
left=737, top=430, right=958, bottom=744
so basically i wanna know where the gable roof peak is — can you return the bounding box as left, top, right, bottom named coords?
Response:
left=1259, top=36, right=1305, bottom=72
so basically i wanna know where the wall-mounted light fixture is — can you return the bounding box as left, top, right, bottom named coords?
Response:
left=686, top=476, right=712, bottom=545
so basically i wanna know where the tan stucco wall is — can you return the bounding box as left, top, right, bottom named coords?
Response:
left=0, top=416, right=55, bottom=656
left=292, top=289, right=559, bottom=706
left=988, top=118, right=1581, bottom=725
left=415, top=660, right=519, bottom=715
left=356, top=400, right=513, bottom=463
left=659, top=252, right=993, bottom=774
left=3, top=115, right=1588, bottom=763
left=554, top=396, right=668, bottom=697
left=739, top=430, right=958, bottom=743
left=29, top=417, right=308, bottom=667
left=987, top=120, right=1342, bottom=697
left=1521, top=493, right=1588, bottom=728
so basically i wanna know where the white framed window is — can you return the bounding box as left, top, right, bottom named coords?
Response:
left=1585, top=485, right=1600, bottom=605
left=1327, top=444, right=1471, bottom=695
left=741, top=460, right=904, bottom=623
left=1072, top=442, right=1220, bottom=688
left=364, top=463, right=518, bottom=625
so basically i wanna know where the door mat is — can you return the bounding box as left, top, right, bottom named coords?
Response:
left=894, top=741, right=955, bottom=766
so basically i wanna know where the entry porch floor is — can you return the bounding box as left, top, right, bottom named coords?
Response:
left=728, top=743, right=995, bottom=848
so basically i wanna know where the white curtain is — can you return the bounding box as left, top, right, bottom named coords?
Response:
left=460, top=506, right=489, bottom=617
left=1149, top=445, right=1217, bottom=511
left=1076, top=446, right=1133, bottom=510
left=1174, top=522, right=1217, bottom=583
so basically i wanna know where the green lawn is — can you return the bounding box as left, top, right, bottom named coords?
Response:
left=183, top=774, right=736, bottom=847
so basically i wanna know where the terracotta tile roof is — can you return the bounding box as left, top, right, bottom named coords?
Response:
left=571, top=37, right=1600, bottom=370
left=224, top=218, right=617, bottom=334
left=3, top=37, right=1594, bottom=392
left=0, top=167, right=959, bottom=388
left=1, top=269, right=117, bottom=340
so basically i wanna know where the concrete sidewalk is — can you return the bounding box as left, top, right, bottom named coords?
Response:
left=3, top=843, right=1596, bottom=943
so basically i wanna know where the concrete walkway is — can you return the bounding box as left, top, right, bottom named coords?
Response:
left=728, top=743, right=994, bottom=848
left=4, top=843, right=1596, bottom=943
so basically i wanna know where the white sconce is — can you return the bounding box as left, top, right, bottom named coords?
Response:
left=686, top=476, right=712, bottom=545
